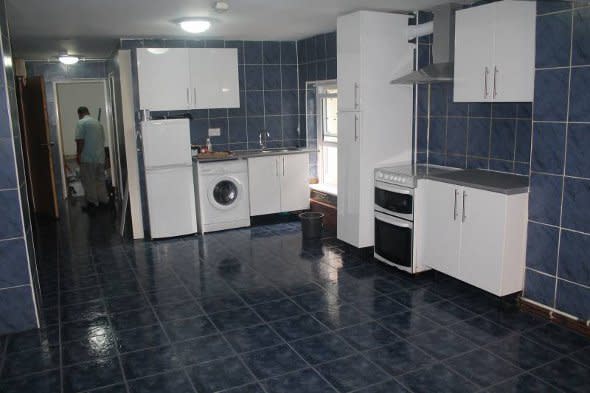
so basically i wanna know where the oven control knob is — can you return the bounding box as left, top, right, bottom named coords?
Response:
left=377, top=172, right=383, bottom=179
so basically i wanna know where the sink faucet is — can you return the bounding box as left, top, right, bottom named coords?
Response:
left=259, top=129, right=270, bottom=149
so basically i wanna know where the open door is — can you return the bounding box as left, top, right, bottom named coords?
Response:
left=17, top=76, right=59, bottom=219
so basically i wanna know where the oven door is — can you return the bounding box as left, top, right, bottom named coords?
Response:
left=374, top=181, right=413, bottom=221
left=374, top=211, right=413, bottom=272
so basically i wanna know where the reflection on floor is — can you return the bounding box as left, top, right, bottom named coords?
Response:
left=0, top=203, right=589, bottom=393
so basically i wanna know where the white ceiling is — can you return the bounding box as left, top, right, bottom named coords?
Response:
left=7, top=0, right=465, bottom=60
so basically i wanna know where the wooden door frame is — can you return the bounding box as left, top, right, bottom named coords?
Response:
left=53, top=78, right=116, bottom=199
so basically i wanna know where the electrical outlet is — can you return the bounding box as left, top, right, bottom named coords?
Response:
left=208, top=128, right=221, bottom=137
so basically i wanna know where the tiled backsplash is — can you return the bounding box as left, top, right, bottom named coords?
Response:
left=122, top=39, right=304, bottom=151
left=0, top=0, right=38, bottom=334
left=25, top=60, right=109, bottom=198
left=524, top=2, right=590, bottom=321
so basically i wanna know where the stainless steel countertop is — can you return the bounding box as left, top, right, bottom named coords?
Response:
left=193, top=148, right=316, bottom=163
left=426, top=169, right=529, bottom=195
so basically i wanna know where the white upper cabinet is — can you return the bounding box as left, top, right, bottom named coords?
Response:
left=453, top=1, right=536, bottom=102
left=137, top=48, right=240, bottom=111
left=189, top=48, right=240, bottom=109
left=137, top=48, right=191, bottom=111
left=337, top=12, right=361, bottom=112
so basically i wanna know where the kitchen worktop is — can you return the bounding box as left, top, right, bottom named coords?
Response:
left=427, top=168, right=529, bottom=195
left=193, top=148, right=317, bottom=163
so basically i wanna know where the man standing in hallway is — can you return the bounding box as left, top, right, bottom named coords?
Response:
left=75, top=106, right=109, bottom=212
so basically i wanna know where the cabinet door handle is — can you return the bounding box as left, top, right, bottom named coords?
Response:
left=275, top=158, right=279, bottom=177
left=186, top=88, right=190, bottom=106
left=453, top=190, right=459, bottom=221
left=282, top=157, right=285, bottom=176
left=484, top=67, right=489, bottom=99
left=354, top=83, right=359, bottom=110
left=354, top=114, right=359, bottom=142
left=493, top=66, right=498, bottom=98
left=462, top=191, right=467, bottom=223
left=193, top=88, right=197, bottom=107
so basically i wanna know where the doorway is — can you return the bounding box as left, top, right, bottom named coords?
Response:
left=54, top=80, right=118, bottom=201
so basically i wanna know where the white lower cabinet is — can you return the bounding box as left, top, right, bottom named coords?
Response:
left=248, top=154, right=309, bottom=216
left=421, top=180, right=528, bottom=296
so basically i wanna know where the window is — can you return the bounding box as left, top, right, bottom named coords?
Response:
left=317, top=84, right=338, bottom=189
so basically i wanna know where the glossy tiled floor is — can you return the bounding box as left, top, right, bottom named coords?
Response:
left=1, top=204, right=590, bottom=393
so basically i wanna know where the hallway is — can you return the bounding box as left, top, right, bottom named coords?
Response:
left=0, top=203, right=589, bottom=393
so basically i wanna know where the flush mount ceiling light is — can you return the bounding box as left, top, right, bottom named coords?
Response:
left=147, top=48, right=169, bottom=55
left=59, top=55, right=79, bottom=65
left=178, top=18, right=212, bottom=34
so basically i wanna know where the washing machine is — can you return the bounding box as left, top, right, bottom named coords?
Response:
left=194, top=159, right=251, bottom=233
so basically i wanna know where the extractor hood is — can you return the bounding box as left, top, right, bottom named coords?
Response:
left=391, top=4, right=460, bottom=85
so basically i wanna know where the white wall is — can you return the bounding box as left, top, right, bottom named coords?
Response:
left=56, top=82, right=110, bottom=156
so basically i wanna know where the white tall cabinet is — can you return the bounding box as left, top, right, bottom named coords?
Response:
left=337, top=11, right=413, bottom=248
left=136, top=48, right=240, bottom=111
left=421, top=179, right=528, bottom=296
left=454, top=0, right=536, bottom=102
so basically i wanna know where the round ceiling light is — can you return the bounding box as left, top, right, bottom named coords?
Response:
left=59, top=55, right=79, bottom=65
left=147, top=48, right=170, bottom=55
left=178, top=19, right=211, bottom=34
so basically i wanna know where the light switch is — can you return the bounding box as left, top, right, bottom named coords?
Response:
left=208, top=128, right=221, bottom=137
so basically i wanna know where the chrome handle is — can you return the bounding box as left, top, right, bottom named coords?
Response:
left=453, top=190, right=458, bottom=221
left=282, top=157, right=285, bottom=176
left=493, top=66, right=498, bottom=98
left=484, top=67, right=489, bottom=99
left=354, top=83, right=359, bottom=110
left=354, top=114, right=359, bottom=142
left=186, top=88, right=190, bottom=106
left=193, top=88, right=197, bottom=106
left=275, top=158, right=279, bottom=177
left=462, top=191, right=467, bottom=223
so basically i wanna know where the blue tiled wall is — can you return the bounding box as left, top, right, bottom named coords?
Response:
left=25, top=61, right=109, bottom=198
left=523, top=2, right=590, bottom=321
left=415, top=12, right=533, bottom=175
left=0, top=0, right=39, bottom=334
left=122, top=39, right=304, bottom=151
left=296, top=32, right=337, bottom=179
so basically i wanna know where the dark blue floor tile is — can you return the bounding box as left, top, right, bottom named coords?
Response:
left=351, top=295, right=408, bottom=318
left=121, top=345, right=182, bottom=379
left=187, top=357, right=254, bottom=393
left=1, top=345, right=60, bottom=379
left=279, top=282, right=324, bottom=297
left=173, top=334, right=234, bottom=366
left=61, top=299, right=106, bottom=323
left=316, top=354, right=390, bottom=392
left=62, top=357, right=124, bottom=393
left=163, top=315, right=217, bottom=342
left=270, top=314, right=328, bottom=341
left=145, top=286, right=192, bottom=306
left=117, top=324, right=170, bottom=353
left=154, top=299, right=203, bottom=321
left=0, top=370, right=60, bottom=393
left=91, top=384, right=129, bottom=393
left=571, top=346, right=590, bottom=366
left=110, top=307, right=159, bottom=331
left=532, top=357, right=590, bottom=393
left=62, top=333, right=118, bottom=365
left=482, top=309, right=547, bottom=331
left=61, top=316, right=111, bottom=342
left=378, top=310, right=441, bottom=338
left=312, top=303, right=372, bottom=330
left=200, top=294, right=247, bottom=313
left=451, top=316, right=513, bottom=345
left=337, top=321, right=400, bottom=351
left=209, top=307, right=264, bottom=331
left=241, top=344, right=307, bottom=379
left=219, top=383, right=265, bottom=393
left=486, top=333, right=561, bottom=370
left=392, top=288, right=443, bottom=308
left=128, top=370, right=194, bottom=393
left=291, top=332, right=355, bottom=364
left=416, top=300, right=476, bottom=326
left=262, top=368, right=338, bottom=393
left=450, top=292, right=504, bottom=315
left=524, top=323, right=590, bottom=354
left=238, top=286, right=284, bottom=305
left=411, top=328, right=477, bottom=360
left=484, top=373, right=559, bottom=393
left=352, top=379, right=410, bottom=393
left=445, top=349, right=523, bottom=388
left=399, top=363, right=478, bottom=393
left=105, top=294, right=149, bottom=314
left=364, top=340, right=435, bottom=376
left=223, top=324, right=283, bottom=353
left=290, top=289, right=342, bottom=312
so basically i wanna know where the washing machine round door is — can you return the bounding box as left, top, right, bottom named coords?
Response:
left=208, top=176, right=243, bottom=210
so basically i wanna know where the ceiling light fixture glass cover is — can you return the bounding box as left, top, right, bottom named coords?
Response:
left=147, top=48, right=169, bottom=55
left=178, top=19, right=211, bottom=33
left=59, top=55, right=79, bottom=65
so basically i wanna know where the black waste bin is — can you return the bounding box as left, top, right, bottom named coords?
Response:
left=300, top=212, right=324, bottom=239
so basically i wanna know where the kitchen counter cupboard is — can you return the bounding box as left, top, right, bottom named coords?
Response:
left=420, top=179, right=528, bottom=296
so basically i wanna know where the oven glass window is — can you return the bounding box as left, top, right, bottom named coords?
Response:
left=375, top=218, right=412, bottom=268
left=375, top=188, right=413, bottom=215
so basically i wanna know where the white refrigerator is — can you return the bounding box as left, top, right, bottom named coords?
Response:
left=142, top=118, right=197, bottom=238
